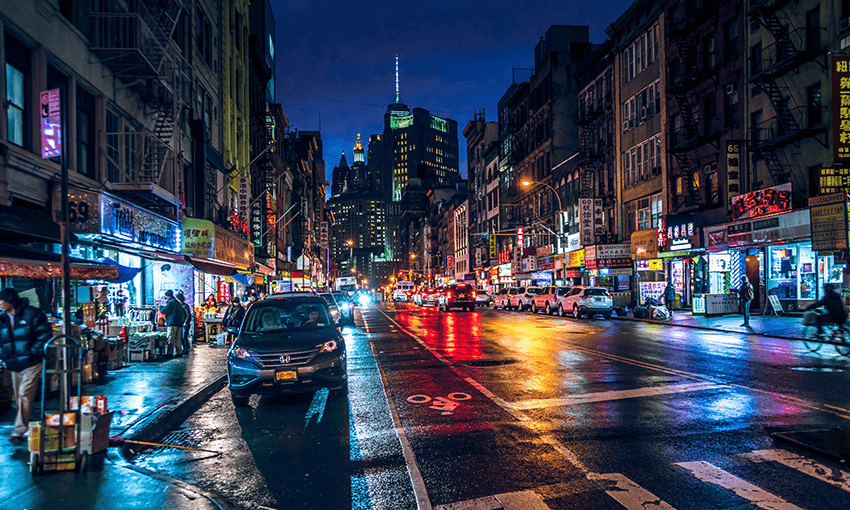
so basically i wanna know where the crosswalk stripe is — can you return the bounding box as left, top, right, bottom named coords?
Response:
left=676, top=461, right=805, bottom=510
left=509, top=382, right=725, bottom=410
left=587, top=473, right=677, bottom=510
left=742, top=449, right=850, bottom=493
left=494, top=490, right=550, bottom=510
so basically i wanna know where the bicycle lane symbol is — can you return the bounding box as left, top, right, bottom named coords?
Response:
left=407, top=393, right=472, bottom=415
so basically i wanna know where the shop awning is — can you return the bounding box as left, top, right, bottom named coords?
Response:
left=0, top=243, right=120, bottom=280
left=0, top=204, right=77, bottom=243
left=183, top=256, right=237, bottom=276
left=100, top=257, right=145, bottom=283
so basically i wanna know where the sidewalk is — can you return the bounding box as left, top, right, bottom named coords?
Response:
left=0, top=343, right=232, bottom=510
left=615, top=309, right=808, bottom=340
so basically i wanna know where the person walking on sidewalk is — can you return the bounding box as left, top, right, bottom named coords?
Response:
left=159, top=290, right=185, bottom=358
left=176, top=291, right=192, bottom=353
left=664, top=283, right=676, bottom=314
left=739, top=276, right=754, bottom=327
left=0, top=288, right=52, bottom=445
left=222, top=297, right=245, bottom=344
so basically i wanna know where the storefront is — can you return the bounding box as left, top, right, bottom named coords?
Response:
left=631, top=229, right=662, bottom=306
left=585, top=244, right=631, bottom=299
left=182, top=218, right=255, bottom=342
left=704, top=208, right=825, bottom=312
left=658, top=214, right=706, bottom=309
left=563, top=247, right=585, bottom=287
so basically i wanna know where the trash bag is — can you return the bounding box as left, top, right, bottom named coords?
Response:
left=653, top=306, right=670, bottom=320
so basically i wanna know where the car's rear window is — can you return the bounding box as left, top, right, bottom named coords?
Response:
left=332, top=292, right=348, bottom=301
left=557, top=287, right=570, bottom=296
left=512, top=287, right=526, bottom=294
left=453, top=284, right=473, bottom=290
left=526, top=287, right=543, bottom=294
left=584, top=288, right=609, bottom=296
left=243, top=303, right=332, bottom=333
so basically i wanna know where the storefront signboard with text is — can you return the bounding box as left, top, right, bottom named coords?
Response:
left=585, top=244, right=631, bottom=270
left=832, top=56, right=850, bottom=162
left=630, top=229, right=658, bottom=259
left=214, top=225, right=254, bottom=269
left=810, top=200, right=849, bottom=251
left=182, top=218, right=215, bottom=258
left=813, top=167, right=850, bottom=197
left=730, top=183, right=791, bottom=220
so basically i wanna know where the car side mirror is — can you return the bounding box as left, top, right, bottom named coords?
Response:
left=228, top=327, right=239, bottom=334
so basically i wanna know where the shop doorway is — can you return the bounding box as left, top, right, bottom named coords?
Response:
left=745, top=254, right=761, bottom=310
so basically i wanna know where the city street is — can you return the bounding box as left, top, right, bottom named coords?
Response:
left=135, top=302, right=850, bottom=509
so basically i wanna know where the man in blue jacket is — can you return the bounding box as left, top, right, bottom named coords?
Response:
left=159, top=290, right=185, bottom=358
left=0, top=288, right=52, bottom=445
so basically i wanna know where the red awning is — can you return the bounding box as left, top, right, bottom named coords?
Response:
left=183, top=256, right=237, bottom=276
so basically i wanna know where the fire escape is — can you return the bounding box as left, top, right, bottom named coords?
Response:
left=667, top=1, right=719, bottom=212
left=577, top=95, right=603, bottom=200
left=90, top=0, right=190, bottom=214
left=748, top=0, right=827, bottom=201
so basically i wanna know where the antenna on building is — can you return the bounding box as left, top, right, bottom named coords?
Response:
left=395, top=54, right=400, bottom=103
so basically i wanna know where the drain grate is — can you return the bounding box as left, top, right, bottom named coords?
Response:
left=464, top=359, right=517, bottom=367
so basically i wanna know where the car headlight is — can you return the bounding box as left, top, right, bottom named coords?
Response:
left=358, top=294, right=370, bottom=305
left=231, top=347, right=254, bottom=359
left=340, top=302, right=351, bottom=311
left=320, top=339, right=340, bottom=353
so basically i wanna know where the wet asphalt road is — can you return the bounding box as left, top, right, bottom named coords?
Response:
left=135, top=302, right=850, bottom=509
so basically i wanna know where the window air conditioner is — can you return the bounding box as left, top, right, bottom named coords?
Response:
left=726, top=83, right=737, bottom=95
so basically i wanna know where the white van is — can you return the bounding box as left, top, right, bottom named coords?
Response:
left=393, top=281, right=415, bottom=302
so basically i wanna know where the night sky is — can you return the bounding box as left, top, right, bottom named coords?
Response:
left=271, top=0, right=634, bottom=188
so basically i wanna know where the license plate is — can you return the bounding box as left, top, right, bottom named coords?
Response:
left=594, top=297, right=602, bottom=302
left=275, top=370, right=297, bottom=381
left=458, top=294, right=467, bottom=298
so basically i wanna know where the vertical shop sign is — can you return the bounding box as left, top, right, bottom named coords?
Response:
left=237, top=177, right=250, bottom=219
left=579, top=198, right=594, bottom=245
left=726, top=141, right=741, bottom=207
left=251, top=193, right=264, bottom=247
left=517, top=227, right=524, bottom=248
left=833, top=56, right=850, bottom=162
left=489, top=235, right=497, bottom=261
left=593, top=198, right=604, bottom=236
left=40, top=89, right=62, bottom=158
left=813, top=167, right=850, bottom=196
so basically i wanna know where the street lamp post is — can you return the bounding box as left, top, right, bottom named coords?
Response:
left=522, top=181, right=563, bottom=248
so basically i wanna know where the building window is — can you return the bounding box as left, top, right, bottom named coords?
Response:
left=5, top=64, right=25, bottom=147
left=806, top=7, right=820, bottom=50
left=76, top=86, right=96, bottom=179
left=705, top=163, right=719, bottom=205
left=651, top=193, right=662, bottom=227
left=750, top=43, right=762, bottom=75
left=196, top=8, right=212, bottom=67
left=807, top=83, right=822, bottom=127
left=725, top=19, right=738, bottom=60
left=725, top=83, right=739, bottom=128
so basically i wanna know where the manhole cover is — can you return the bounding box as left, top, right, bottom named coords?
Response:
left=790, top=366, right=848, bottom=372
left=141, top=428, right=215, bottom=454
left=465, top=359, right=517, bottom=367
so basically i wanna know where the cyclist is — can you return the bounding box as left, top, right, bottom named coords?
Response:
left=805, top=284, right=848, bottom=338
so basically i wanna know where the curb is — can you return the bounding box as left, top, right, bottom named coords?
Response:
left=120, top=373, right=227, bottom=459
left=611, top=315, right=806, bottom=341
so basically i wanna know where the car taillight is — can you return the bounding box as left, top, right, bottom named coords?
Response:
left=447, top=292, right=453, bottom=299
left=471, top=291, right=477, bottom=299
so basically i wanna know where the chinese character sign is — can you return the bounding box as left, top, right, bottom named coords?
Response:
left=579, top=198, right=594, bottom=246
left=237, top=177, right=250, bottom=218
left=730, top=183, right=791, bottom=220
left=814, top=167, right=850, bottom=196
left=40, top=89, right=62, bottom=158
left=726, top=141, right=741, bottom=207
left=833, top=56, right=850, bottom=162
left=517, top=227, right=524, bottom=248
left=593, top=198, right=604, bottom=236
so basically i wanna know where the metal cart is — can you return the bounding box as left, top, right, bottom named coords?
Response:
left=30, top=334, right=86, bottom=475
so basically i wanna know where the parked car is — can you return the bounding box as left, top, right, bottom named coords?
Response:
left=418, top=287, right=441, bottom=307
left=505, top=287, right=525, bottom=310
left=438, top=283, right=476, bottom=311
left=266, top=290, right=317, bottom=299
left=556, top=286, right=613, bottom=319
left=475, top=289, right=492, bottom=307
left=492, top=288, right=511, bottom=309
left=531, top=286, right=571, bottom=315
left=227, top=296, right=347, bottom=407
left=509, top=286, right=542, bottom=311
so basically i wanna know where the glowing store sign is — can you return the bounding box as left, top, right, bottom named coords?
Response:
left=40, top=89, right=62, bottom=158
left=666, top=222, right=695, bottom=251
left=517, top=227, right=524, bottom=248
left=101, top=196, right=181, bottom=252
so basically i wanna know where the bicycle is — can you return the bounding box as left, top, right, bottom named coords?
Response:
left=802, top=310, right=850, bottom=356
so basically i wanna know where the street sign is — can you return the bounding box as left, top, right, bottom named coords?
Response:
left=40, top=88, right=62, bottom=158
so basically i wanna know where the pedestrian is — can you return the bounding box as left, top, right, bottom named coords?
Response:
left=159, top=290, right=185, bottom=358
left=0, top=288, right=52, bottom=445
left=204, top=294, right=217, bottom=312
left=805, top=284, right=848, bottom=338
left=739, top=276, right=754, bottom=327
left=222, top=297, right=245, bottom=343
left=664, top=283, right=676, bottom=313
left=176, top=291, right=192, bottom=352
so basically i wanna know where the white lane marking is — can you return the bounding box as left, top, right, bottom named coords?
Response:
left=742, top=449, right=850, bottom=493
left=587, top=473, right=677, bottom=510
left=368, top=340, right=432, bottom=510
left=509, top=382, right=726, bottom=410
left=676, top=461, right=805, bottom=510
left=495, top=490, right=550, bottom=509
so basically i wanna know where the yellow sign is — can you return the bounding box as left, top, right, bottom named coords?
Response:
left=568, top=249, right=585, bottom=268
left=647, top=259, right=663, bottom=271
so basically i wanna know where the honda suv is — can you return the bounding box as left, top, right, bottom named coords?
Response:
left=531, top=286, right=570, bottom=315
left=438, top=283, right=476, bottom=311
left=556, top=286, right=613, bottom=319
left=493, top=288, right=511, bottom=309
left=227, top=296, right=347, bottom=407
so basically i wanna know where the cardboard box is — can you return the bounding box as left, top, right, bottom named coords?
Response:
left=79, top=411, right=114, bottom=454
left=128, top=349, right=149, bottom=362
left=82, top=363, right=93, bottom=383
left=29, top=422, right=75, bottom=451
left=40, top=452, right=76, bottom=471
left=45, top=412, right=77, bottom=426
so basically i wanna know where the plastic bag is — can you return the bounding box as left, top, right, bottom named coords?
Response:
left=653, top=306, right=670, bottom=320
